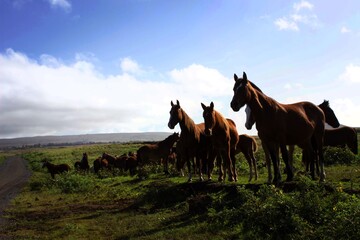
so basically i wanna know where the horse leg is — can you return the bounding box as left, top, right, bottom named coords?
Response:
left=249, top=149, right=258, bottom=181
left=217, top=153, right=224, bottom=182
left=313, top=135, right=326, bottom=182
left=280, top=144, right=293, bottom=181
left=222, top=148, right=234, bottom=182
left=262, top=142, right=272, bottom=184
left=230, top=148, right=238, bottom=182
left=244, top=153, right=253, bottom=182
left=186, top=156, right=192, bottom=182
left=267, top=142, right=281, bottom=185
left=197, top=156, right=204, bottom=181
left=207, top=149, right=216, bottom=181
left=163, top=157, right=170, bottom=175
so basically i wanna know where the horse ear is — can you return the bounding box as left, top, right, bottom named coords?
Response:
left=176, top=100, right=180, bottom=106
left=201, top=103, right=206, bottom=110
left=210, top=102, right=214, bottom=110
left=171, top=100, right=174, bottom=107
left=243, top=72, right=248, bottom=81
left=234, top=74, right=238, bottom=81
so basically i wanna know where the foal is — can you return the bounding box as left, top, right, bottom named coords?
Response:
left=42, top=160, right=70, bottom=179
left=201, top=102, right=239, bottom=182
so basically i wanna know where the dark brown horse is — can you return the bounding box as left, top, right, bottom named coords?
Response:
left=236, top=134, right=258, bottom=182
left=137, top=132, right=180, bottom=168
left=231, top=72, right=326, bottom=184
left=74, top=152, right=90, bottom=171
left=245, top=100, right=341, bottom=182
left=126, top=152, right=138, bottom=176
left=324, top=126, right=358, bottom=154
left=93, top=157, right=109, bottom=174
left=168, top=100, right=207, bottom=182
left=201, top=102, right=239, bottom=182
left=42, top=160, right=70, bottom=179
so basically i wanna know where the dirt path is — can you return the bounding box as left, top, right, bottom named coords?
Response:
left=0, top=156, right=31, bottom=228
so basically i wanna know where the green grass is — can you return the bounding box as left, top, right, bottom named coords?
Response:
left=0, top=140, right=359, bottom=239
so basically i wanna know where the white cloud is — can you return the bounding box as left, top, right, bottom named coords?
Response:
left=274, top=1, right=320, bottom=31
left=47, top=0, right=71, bottom=12
left=274, top=17, right=299, bottom=31
left=339, top=64, right=360, bottom=83
left=293, top=0, right=314, bottom=12
left=120, top=57, right=141, bottom=74
left=340, top=26, right=352, bottom=34
left=0, top=49, right=237, bottom=138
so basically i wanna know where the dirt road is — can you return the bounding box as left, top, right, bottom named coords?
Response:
left=0, top=156, right=31, bottom=227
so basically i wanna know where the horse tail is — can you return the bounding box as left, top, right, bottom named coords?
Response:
left=252, top=138, right=258, bottom=153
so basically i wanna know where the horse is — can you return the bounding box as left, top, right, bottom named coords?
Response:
left=201, top=102, right=239, bottom=182
left=42, top=160, right=71, bottom=179
left=245, top=100, right=341, bottom=182
left=93, top=157, right=109, bottom=174
left=74, top=152, right=90, bottom=171
left=168, top=100, right=207, bottom=182
left=235, top=134, right=258, bottom=182
left=137, top=132, right=180, bottom=169
left=231, top=72, right=326, bottom=184
left=324, top=126, right=358, bottom=154
left=126, top=152, right=138, bottom=176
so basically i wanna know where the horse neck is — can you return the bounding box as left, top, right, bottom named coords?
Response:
left=159, top=136, right=177, bottom=148
left=179, top=109, right=197, bottom=135
left=247, top=84, right=279, bottom=121
left=212, top=111, right=228, bottom=134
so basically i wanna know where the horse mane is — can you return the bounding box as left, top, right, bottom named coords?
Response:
left=248, top=80, right=263, bottom=93
left=180, top=108, right=201, bottom=136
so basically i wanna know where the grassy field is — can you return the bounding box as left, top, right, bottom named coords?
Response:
left=1, top=138, right=360, bottom=239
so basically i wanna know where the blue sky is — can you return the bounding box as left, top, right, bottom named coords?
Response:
left=1, top=0, right=360, bottom=138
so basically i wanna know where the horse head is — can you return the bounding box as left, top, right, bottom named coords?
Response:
left=245, top=105, right=256, bottom=130
left=318, top=100, right=340, bottom=128
left=201, top=102, right=215, bottom=136
left=168, top=100, right=182, bottom=129
left=231, top=72, right=250, bottom=112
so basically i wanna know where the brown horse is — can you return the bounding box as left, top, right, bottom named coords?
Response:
left=126, top=152, right=138, bottom=176
left=93, top=157, right=109, bottom=174
left=74, top=152, right=90, bottom=171
left=137, top=132, right=180, bottom=168
left=168, top=100, right=207, bottom=182
left=324, top=126, right=358, bottom=154
left=42, top=160, right=70, bottom=179
left=245, top=100, right=341, bottom=182
left=201, top=102, right=239, bottom=182
left=236, top=134, right=258, bottom=182
left=231, top=72, right=326, bottom=184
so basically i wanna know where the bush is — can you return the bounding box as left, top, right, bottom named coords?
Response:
left=53, top=173, right=95, bottom=194
left=324, top=146, right=356, bottom=165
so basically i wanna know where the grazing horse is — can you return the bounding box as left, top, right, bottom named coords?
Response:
left=245, top=100, right=341, bottom=182
left=168, top=100, right=206, bottom=182
left=137, top=132, right=180, bottom=168
left=201, top=102, right=239, bottom=182
left=93, top=157, right=109, bottom=174
left=126, top=152, right=138, bottom=176
left=236, top=134, right=258, bottom=182
left=42, top=160, right=70, bottom=179
left=324, top=126, right=358, bottom=155
left=231, top=72, right=326, bottom=184
left=74, top=152, right=90, bottom=171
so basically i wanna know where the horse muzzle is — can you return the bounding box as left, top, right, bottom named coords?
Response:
left=230, top=100, right=241, bottom=112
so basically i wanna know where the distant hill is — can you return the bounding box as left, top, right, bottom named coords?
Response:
left=0, top=132, right=173, bottom=149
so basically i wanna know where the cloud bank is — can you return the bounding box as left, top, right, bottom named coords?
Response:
left=0, top=49, right=234, bottom=138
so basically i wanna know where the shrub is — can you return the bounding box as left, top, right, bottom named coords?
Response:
left=324, top=146, right=356, bottom=165
left=53, top=173, right=95, bottom=194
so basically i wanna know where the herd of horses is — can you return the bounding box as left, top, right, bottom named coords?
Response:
left=42, top=72, right=358, bottom=185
